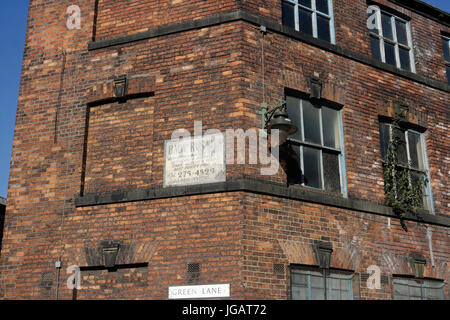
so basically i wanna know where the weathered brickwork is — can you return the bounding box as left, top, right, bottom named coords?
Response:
left=0, top=0, right=448, bottom=300
left=94, top=0, right=239, bottom=41
left=241, top=0, right=450, bottom=82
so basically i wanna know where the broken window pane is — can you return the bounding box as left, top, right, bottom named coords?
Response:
left=282, top=1, right=296, bottom=29
left=323, top=151, right=340, bottom=193
left=286, top=95, right=302, bottom=141
left=303, top=100, right=321, bottom=144
left=446, top=65, right=450, bottom=84
left=442, top=38, right=450, bottom=62
left=408, top=131, right=423, bottom=170
left=286, top=145, right=303, bottom=185
left=322, top=107, right=339, bottom=148
left=411, top=171, right=426, bottom=208
left=393, top=128, right=407, bottom=165
left=303, top=147, right=322, bottom=188
left=379, top=123, right=390, bottom=160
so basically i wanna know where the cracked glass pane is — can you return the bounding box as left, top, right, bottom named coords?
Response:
left=323, top=151, right=340, bottom=192
left=286, top=95, right=302, bottom=141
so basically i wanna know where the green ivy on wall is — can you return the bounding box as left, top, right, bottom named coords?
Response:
left=383, top=113, right=427, bottom=221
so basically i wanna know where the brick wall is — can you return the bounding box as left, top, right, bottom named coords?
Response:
left=0, top=0, right=448, bottom=299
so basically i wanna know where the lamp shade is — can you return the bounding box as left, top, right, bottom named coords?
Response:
left=267, top=112, right=298, bottom=145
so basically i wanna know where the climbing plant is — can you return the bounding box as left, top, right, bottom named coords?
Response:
left=383, top=113, right=427, bottom=220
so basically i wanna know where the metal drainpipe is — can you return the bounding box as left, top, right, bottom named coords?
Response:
left=260, top=25, right=266, bottom=103
left=426, top=226, right=435, bottom=268
left=55, top=260, right=62, bottom=300
left=55, top=49, right=69, bottom=300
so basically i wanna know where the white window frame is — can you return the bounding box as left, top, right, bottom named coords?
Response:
left=381, top=123, right=434, bottom=213
left=283, top=0, right=336, bottom=44
left=369, top=8, right=416, bottom=72
left=286, top=96, right=347, bottom=197
left=442, top=35, right=450, bottom=83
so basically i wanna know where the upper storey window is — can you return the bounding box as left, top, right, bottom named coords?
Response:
left=369, top=8, right=415, bottom=72
left=282, top=0, right=336, bottom=44
left=441, top=36, right=450, bottom=84
left=379, top=122, right=433, bottom=211
left=286, top=94, right=345, bottom=194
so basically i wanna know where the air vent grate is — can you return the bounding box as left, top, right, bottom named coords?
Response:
left=273, top=263, right=285, bottom=274
left=186, top=263, right=201, bottom=284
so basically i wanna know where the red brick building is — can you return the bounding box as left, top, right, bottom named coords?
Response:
left=0, top=197, right=5, bottom=254
left=0, top=0, right=448, bottom=300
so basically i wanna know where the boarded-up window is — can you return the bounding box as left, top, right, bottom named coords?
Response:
left=83, top=97, right=154, bottom=195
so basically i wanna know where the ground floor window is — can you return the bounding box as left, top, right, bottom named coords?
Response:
left=393, top=277, right=444, bottom=300
left=290, top=266, right=355, bottom=300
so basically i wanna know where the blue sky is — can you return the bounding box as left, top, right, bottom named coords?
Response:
left=0, top=0, right=448, bottom=198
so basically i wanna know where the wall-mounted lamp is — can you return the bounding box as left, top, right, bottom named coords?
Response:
left=102, top=241, right=120, bottom=269
left=409, top=253, right=426, bottom=278
left=395, top=103, right=410, bottom=119
left=313, top=241, right=333, bottom=269
left=259, top=100, right=298, bottom=145
left=308, top=76, right=323, bottom=102
left=113, top=75, right=128, bottom=99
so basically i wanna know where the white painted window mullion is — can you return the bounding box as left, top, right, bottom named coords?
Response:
left=377, top=9, right=386, bottom=63
left=392, top=16, right=401, bottom=69
left=312, top=0, right=318, bottom=38
left=407, top=20, right=416, bottom=73
left=329, top=0, right=336, bottom=44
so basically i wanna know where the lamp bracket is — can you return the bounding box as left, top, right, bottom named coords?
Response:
left=258, top=100, right=287, bottom=129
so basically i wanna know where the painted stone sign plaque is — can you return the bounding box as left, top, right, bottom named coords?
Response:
left=164, top=133, right=226, bottom=187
